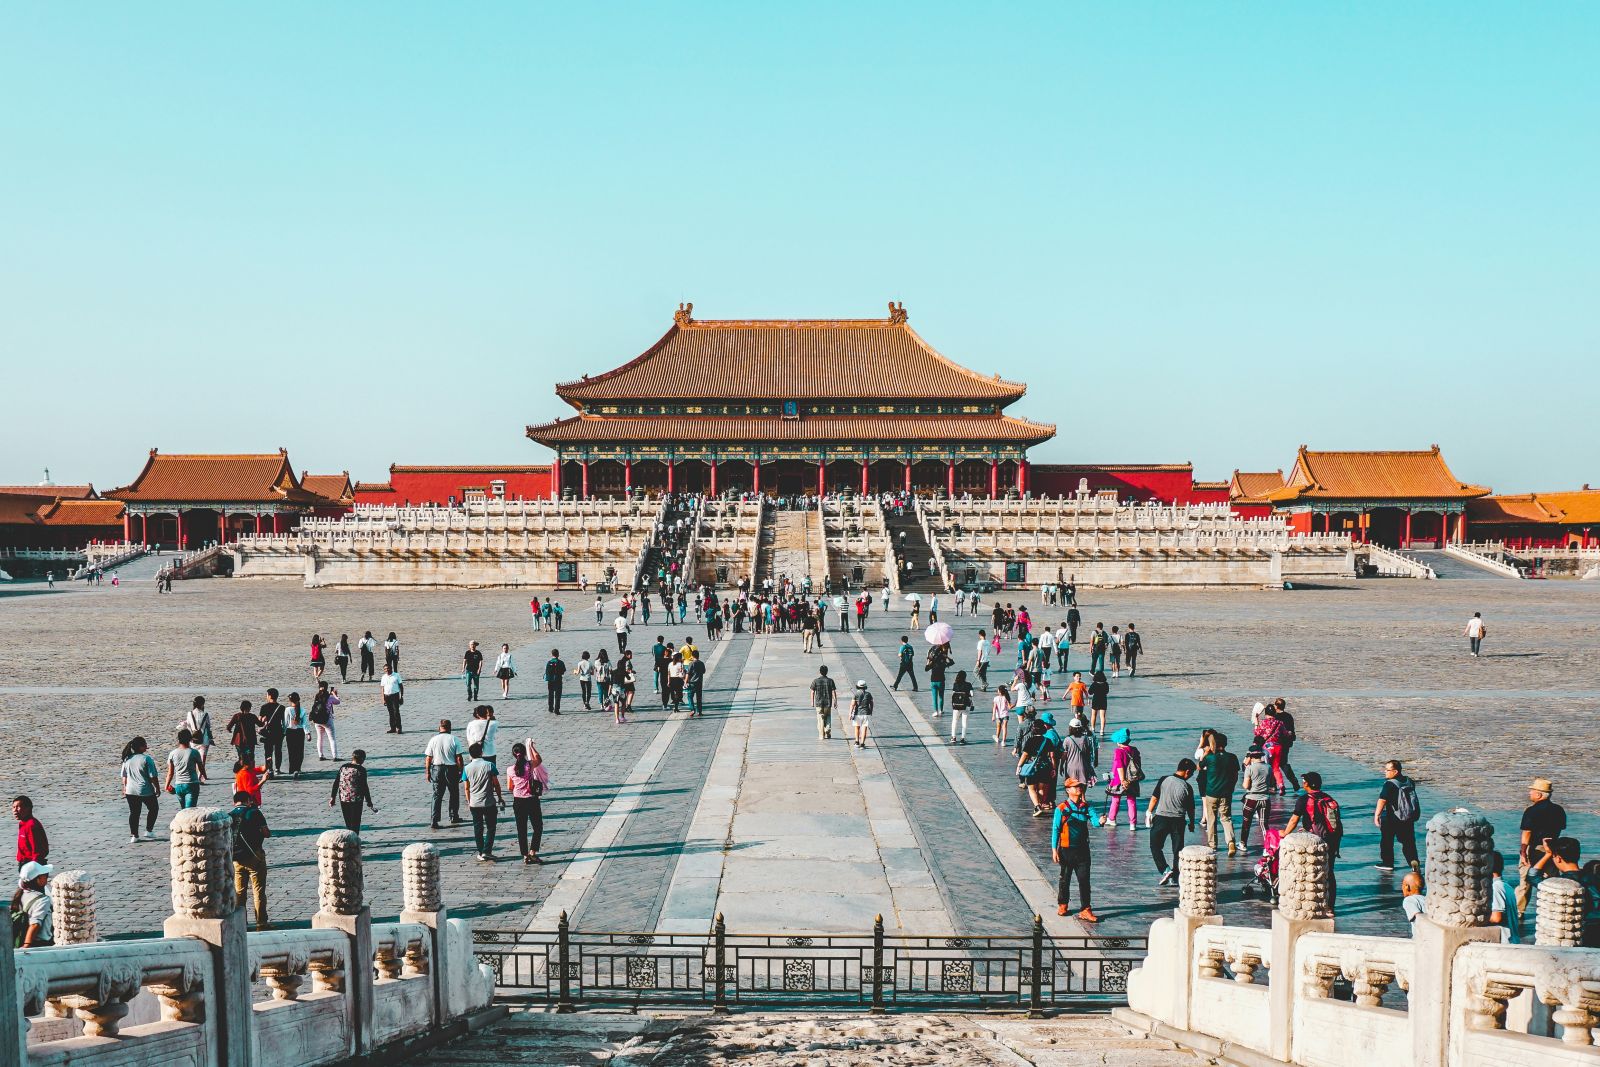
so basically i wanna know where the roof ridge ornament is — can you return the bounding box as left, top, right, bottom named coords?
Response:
left=674, top=302, right=694, bottom=326
left=887, top=300, right=908, bottom=324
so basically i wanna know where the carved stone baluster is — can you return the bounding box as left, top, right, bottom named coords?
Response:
left=50, top=870, right=98, bottom=946
left=1536, top=878, right=1586, bottom=947
left=1278, top=833, right=1332, bottom=921
left=259, top=951, right=309, bottom=1001
left=1424, top=811, right=1494, bottom=928
left=1178, top=846, right=1217, bottom=919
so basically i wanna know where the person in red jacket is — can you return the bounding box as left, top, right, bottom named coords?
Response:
left=14, top=796, right=48, bottom=869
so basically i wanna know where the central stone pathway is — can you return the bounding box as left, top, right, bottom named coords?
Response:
left=657, top=635, right=951, bottom=934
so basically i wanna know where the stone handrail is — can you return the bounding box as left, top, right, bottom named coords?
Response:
left=1121, top=813, right=1600, bottom=1066
left=1443, top=544, right=1523, bottom=578
left=6, top=823, right=494, bottom=1067
left=1364, top=542, right=1436, bottom=579
left=812, top=495, right=830, bottom=587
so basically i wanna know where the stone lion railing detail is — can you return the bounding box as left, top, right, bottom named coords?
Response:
left=4, top=807, right=495, bottom=1067
left=1122, top=808, right=1600, bottom=1066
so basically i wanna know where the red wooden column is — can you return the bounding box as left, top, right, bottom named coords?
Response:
left=817, top=460, right=825, bottom=497
left=255, top=513, right=263, bottom=535
left=581, top=461, right=589, bottom=499
left=946, top=461, right=955, bottom=498
left=219, top=509, right=228, bottom=544
left=1016, top=460, right=1028, bottom=495
left=141, top=514, right=149, bottom=542
left=123, top=511, right=131, bottom=542
left=752, top=462, right=761, bottom=494
left=860, top=460, right=869, bottom=495
left=902, top=461, right=911, bottom=493
left=709, top=461, right=719, bottom=496
left=1455, top=512, right=1467, bottom=543
left=988, top=460, right=998, bottom=499
left=176, top=510, right=186, bottom=549
left=667, top=461, right=675, bottom=494
left=551, top=458, right=563, bottom=500
left=1403, top=510, right=1412, bottom=548
left=624, top=458, right=633, bottom=495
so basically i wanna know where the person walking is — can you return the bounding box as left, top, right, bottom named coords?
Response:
left=811, top=664, right=838, bottom=740
left=15, top=862, right=54, bottom=946
left=1145, top=759, right=1198, bottom=886
left=1087, top=670, right=1110, bottom=738
left=358, top=631, right=377, bottom=682
left=258, top=688, right=286, bottom=774
left=329, top=750, right=376, bottom=833
left=228, top=789, right=271, bottom=931
left=575, top=652, right=596, bottom=710
left=13, top=796, right=47, bottom=871
left=849, top=681, right=875, bottom=748
left=120, top=737, right=161, bottom=843
left=507, top=740, right=547, bottom=864
left=1065, top=605, right=1081, bottom=648
left=465, top=705, right=499, bottom=769
left=312, top=683, right=340, bottom=761
left=1059, top=717, right=1096, bottom=787
left=614, top=613, right=631, bottom=652
left=181, top=696, right=214, bottom=765
left=463, top=641, right=484, bottom=702
left=380, top=665, right=405, bottom=734
left=164, top=729, right=207, bottom=809
left=1107, top=626, right=1122, bottom=679
left=495, top=643, right=516, bottom=699
left=1088, top=624, right=1108, bottom=674
left=384, top=632, right=400, bottom=673
left=463, top=742, right=503, bottom=861
left=1465, top=611, right=1486, bottom=657
left=1239, top=746, right=1273, bottom=852
left=991, top=685, right=1011, bottom=746
left=310, top=634, right=327, bottom=681
left=543, top=648, right=565, bottom=713
left=282, top=692, right=309, bottom=777
left=685, top=650, right=706, bottom=717
left=424, top=719, right=465, bottom=829
left=1123, top=624, right=1143, bottom=677
left=334, top=634, right=352, bottom=682
left=949, top=669, right=973, bottom=744
left=1374, top=759, right=1422, bottom=872
left=1101, top=728, right=1142, bottom=828
left=1515, top=776, right=1566, bottom=921
left=1052, top=777, right=1098, bottom=921
left=893, top=636, right=918, bottom=691
left=227, top=700, right=258, bottom=769
left=1199, top=731, right=1240, bottom=855
left=666, top=655, right=686, bottom=712
left=927, top=642, right=950, bottom=718
left=973, top=629, right=992, bottom=691
left=1284, top=771, right=1344, bottom=912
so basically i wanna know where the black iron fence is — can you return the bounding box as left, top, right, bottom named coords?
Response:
left=473, top=913, right=1145, bottom=1015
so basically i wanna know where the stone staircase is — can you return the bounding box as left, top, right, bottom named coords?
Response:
left=885, top=509, right=944, bottom=592
left=764, top=509, right=818, bottom=587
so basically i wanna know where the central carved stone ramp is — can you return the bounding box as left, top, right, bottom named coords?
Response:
left=767, top=509, right=816, bottom=584
left=397, top=1009, right=1202, bottom=1065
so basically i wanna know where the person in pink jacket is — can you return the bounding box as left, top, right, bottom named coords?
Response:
left=1101, top=728, right=1142, bottom=828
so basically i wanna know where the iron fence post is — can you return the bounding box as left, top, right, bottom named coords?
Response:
left=712, top=913, right=729, bottom=1014
left=871, top=914, right=886, bottom=1014
left=1028, top=913, right=1044, bottom=1018
left=556, top=910, right=574, bottom=1013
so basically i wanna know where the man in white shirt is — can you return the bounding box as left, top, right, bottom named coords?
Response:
left=423, top=719, right=465, bottom=829
left=464, top=706, right=498, bottom=767
left=975, top=630, right=991, bottom=691
left=1037, top=626, right=1057, bottom=674
left=380, top=668, right=405, bottom=734
left=614, top=614, right=631, bottom=652
left=1464, top=612, right=1486, bottom=657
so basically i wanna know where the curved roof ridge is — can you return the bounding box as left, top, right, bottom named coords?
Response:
left=898, top=322, right=1028, bottom=396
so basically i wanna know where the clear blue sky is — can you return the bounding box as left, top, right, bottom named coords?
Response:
left=3, top=3, right=1596, bottom=493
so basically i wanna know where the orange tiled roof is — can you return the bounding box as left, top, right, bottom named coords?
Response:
left=556, top=303, right=1027, bottom=405
left=108, top=450, right=326, bottom=504
left=527, top=412, right=1056, bottom=447
left=1230, top=470, right=1286, bottom=504
left=0, top=495, right=51, bottom=526
left=1191, top=480, right=1230, bottom=492
left=300, top=472, right=354, bottom=504
left=1265, top=447, right=1489, bottom=503
left=354, top=481, right=395, bottom=494
left=0, top=484, right=96, bottom=499
left=390, top=465, right=552, bottom=474
left=36, top=499, right=125, bottom=526
left=1469, top=489, right=1600, bottom=526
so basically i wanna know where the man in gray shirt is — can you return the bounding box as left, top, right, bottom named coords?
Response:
left=811, top=665, right=838, bottom=740
left=463, top=742, right=504, bottom=862
left=1145, top=759, right=1198, bottom=886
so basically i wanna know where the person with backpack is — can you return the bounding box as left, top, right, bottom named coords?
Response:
left=542, top=648, right=564, bottom=714
left=1088, top=624, right=1109, bottom=674
left=1123, top=623, right=1143, bottom=677
left=1145, top=759, right=1198, bottom=886
left=227, top=700, right=258, bottom=770
left=329, top=750, right=376, bottom=832
left=506, top=740, right=548, bottom=865
left=1258, top=699, right=1298, bottom=796
left=358, top=631, right=378, bottom=681
left=312, top=682, right=340, bottom=761
left=1374, top=760, right=1422, bottom=872
left=182, top=697, right=214, bottom=765
left=893, top=637, right=918, bottom=691
left=1101, top=728, right=1143, bottom=828
left=257, top=688, right=287, bottom=774
left=811, top=664, right=838, bottom=740
left=228, top=789, right=272, bottom=931
left=1200, top=731, right=1241, bottom=856
left=13, top=861, right=53, bottom=947
left=948, top=669, right=974, bottom=744
left=1052, top=777, right=1099, bottom=922
left=850, top=681, right=875, bottom=748
left=1285, top=770, right=1342, bottom=912
left=282, top=692, right=308, bottom=777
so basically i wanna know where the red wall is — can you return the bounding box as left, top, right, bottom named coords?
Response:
left=355, top=467, right=554, bottom=506
left=1031, top=464, right=1203, bottom=504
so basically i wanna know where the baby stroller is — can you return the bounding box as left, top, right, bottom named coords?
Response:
left=1241, top=827, right=1281, bottom=905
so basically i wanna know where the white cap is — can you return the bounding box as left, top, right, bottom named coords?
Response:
left=857, top=680, right=869, bottom=689
left=18, top=861, right=52, bottom=884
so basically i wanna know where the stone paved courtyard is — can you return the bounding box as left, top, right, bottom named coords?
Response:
left=1, top=573, right=1593, bottom=945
